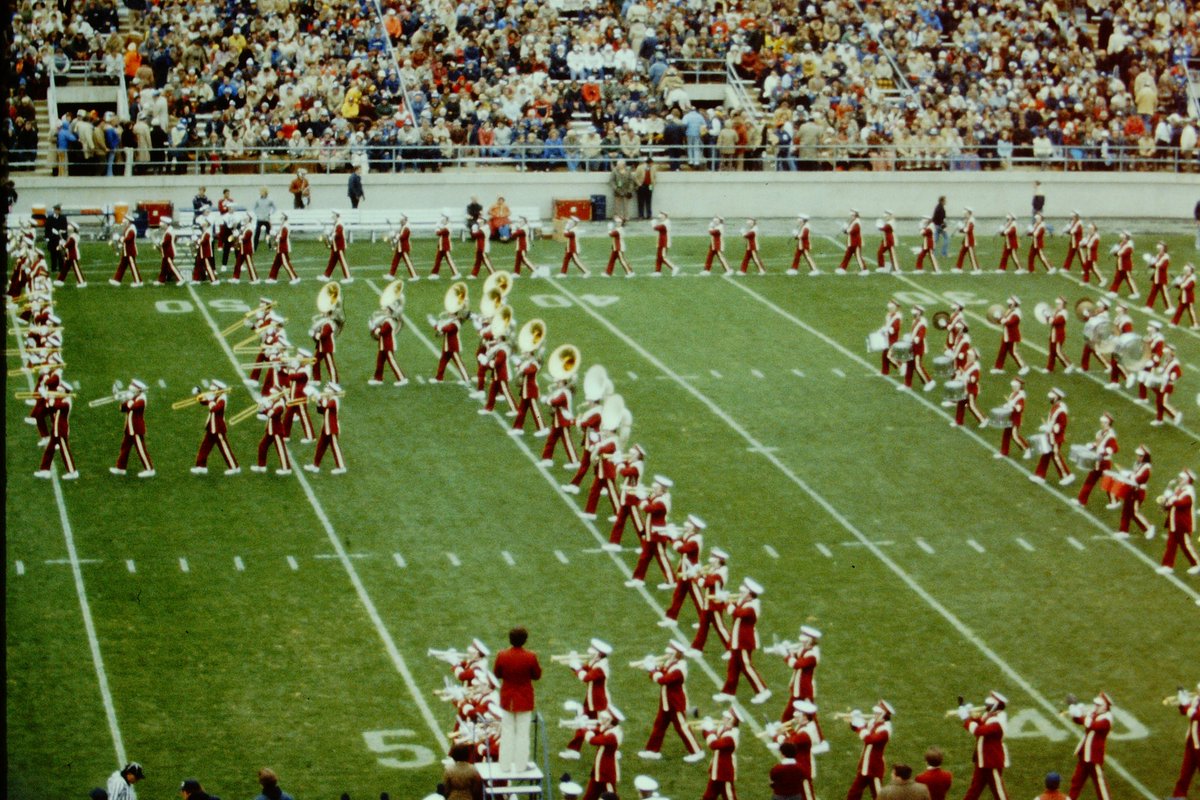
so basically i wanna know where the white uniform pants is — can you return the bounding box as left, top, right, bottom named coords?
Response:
left=499, top=709, right=532, bottom=773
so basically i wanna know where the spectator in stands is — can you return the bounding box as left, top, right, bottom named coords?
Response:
left=443, top=743, right=484, bottom=800
left=289, top=170, right=310, bottom=210
left=252, top=767, right=294, bottom=800
left=55, top=114, right=77, bottom=177
left=347, top=166, right=365, bottom=209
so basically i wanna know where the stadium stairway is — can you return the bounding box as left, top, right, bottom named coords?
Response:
left=33, top=99, right=53, bottom=176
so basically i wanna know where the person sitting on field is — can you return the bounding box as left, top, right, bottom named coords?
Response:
left=488, top=196, right=512, bottom=242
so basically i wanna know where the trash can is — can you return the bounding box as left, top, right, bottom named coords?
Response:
left=133, top=208, right=150, bottom=238
left=589, top=194, right=607, bottom=221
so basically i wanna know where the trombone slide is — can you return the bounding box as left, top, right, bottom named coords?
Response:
left=944, top=705, right=987, bottom=718
left=87, top=394, right=125, bottom=408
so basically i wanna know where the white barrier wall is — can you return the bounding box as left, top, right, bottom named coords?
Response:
left=11, top=170, right=1199, bottom=222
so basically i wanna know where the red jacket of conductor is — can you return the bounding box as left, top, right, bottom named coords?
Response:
left=494, top=646, right=542, bottom=712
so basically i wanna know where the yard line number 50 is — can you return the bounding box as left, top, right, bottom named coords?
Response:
left=155, top=299, right=253, bottom=314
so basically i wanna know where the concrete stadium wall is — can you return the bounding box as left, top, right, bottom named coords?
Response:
left=11, top=170, right=1199, bottom=223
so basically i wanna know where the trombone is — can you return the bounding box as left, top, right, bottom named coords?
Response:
left=171, top=386, right=230, bottom=411
left=14, top=390, right=69, bottom=400
left=9, top=362, right=66, bottom=377
left=88, top=381, right=130, bottom=408
left=220, top=302, right=275, bottom=336
left=550, top=651, right=587, bottom=665
left=5, top=346, right=60, bottom=356
left=628, top=654, right=670, bottom=670
left=944, top=705, right=987, bottom=718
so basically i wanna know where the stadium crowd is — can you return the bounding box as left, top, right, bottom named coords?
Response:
left=6, top=0, right=1200, bottom=173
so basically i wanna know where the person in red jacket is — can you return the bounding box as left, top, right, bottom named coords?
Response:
left=560, top=639, right=613, bottom=760
left=959, top=691, right=1009, bottom=800
left=915, top=746, right=952, bottom=800
left=714, top=578, right=771, bottom=705
left=111, top=379, right=154, bottom=477
left=837, top=210, right=867, bottom=274
left=1066, top=692, right=1113, bottom=800
left=110, top=218, right=143, bottom=286
left=846, top=700, right=893, bottom=800
left=581, top=709, right=622, bottom=800
left=876, top=211, right=899, bottom=273
left=702, top=708, right=741, bottom=800
left=739, top=218, right=767, bottom=275
left=770, top=741, right=811, bottom=800
left=637, top=641, right=704, bottom=762
left=493, top=626, right=543, bottom=774
left=1170, top=682, right=1200, bottom=799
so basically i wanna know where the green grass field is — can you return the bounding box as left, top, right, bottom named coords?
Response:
left=7, top=227, right=1199, bottom=800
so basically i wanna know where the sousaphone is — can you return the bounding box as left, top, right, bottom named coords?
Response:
left=986, top=303, right=1004, bottom=324
left=379, top=279, right=405, bottom=314
left=600, top=394, right=626, bottom=432
left=317, top=281, right=345, bottom=335
left=517, top=318, right=546, bottom=354
left=480, top=288, right=503, bottom=318
left=548, top=344, right=581, bottom=382
left=489, top=304, right=513, bottom=338
left=932, top=311, right=952, bottom=330
left=444, top=282, right=469, bottom=314
left=1074, top=298, right=1096, bottom=322
left=1033, top=302, right=1052, bottom=325
left=483, top=270, right=513, bottom=298
left=583, top=365, right=610, bottom=402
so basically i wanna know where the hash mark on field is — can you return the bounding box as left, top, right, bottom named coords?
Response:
left=502, top=550, right=516, bottom=566
left=1067, top=536, right=1086, bottom=551
left=751, top=368, right=765, bottom=379
left=1016, top=537, right=1036, bottom=552
left=915, top=538, right=936, bottom=554
left=657, top=374, right=698, bottom=380
left=393, top=552, right=407, bottom=568
left=842, top=540, right=895, bottom=547
left=46, top=558, right=103, bottom=565
left=314, top=552, right=371, bottom=560
left=763, top=544, right=780, bottom=559
left=15, top=560, right=25, bottom=576
left=967, top=538, right=986, bottom=554
left=234, top=556, right=245, bottom=572
left=791, top=368, right=805, bottom=378
left=815, top=543, right=833, bottom=558
left=831, top=367, right=846, bottom=378
left=626, top=370, right=638, bottom=380
left=747, top=445, right=780, bottom=454
left=179, top=558, right=189, bottom=573
left=555, top=549, right=570, bottom=564
left=157, top=379, right=167, bottom=388
left=125, top=559, right=136, bottom=574
left=710, top=369, right=723, bottom=378
left=287, top=556, right=299, bottom=571
left=446, top=552, right=462, bottom=567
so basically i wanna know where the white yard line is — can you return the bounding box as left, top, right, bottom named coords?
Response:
left=287, top=556, right=300, bottom=571
left=721, top=274, right=1200, bottom=607
left=1016, top=538, right=1036, bottom=552
left=9, top=307, right=128, bottom=767
left=815, top=543, right=833, bottom=558
left=393, top=552, right=408, bottom=568
left=125, top=559, right=136, bottom=573
left=549, top=279, right=1161, bottom=799
left=966, top=539, right=987, bottom=554
left=763, top=544, right=780, bottom=559
left=1067, top=536, right=1087, bottom=551
left=914, top=538, right=936, bottom=554
left=187, top=283, right=450, bottom=752
left=446, top=552, right=462, bottom=567
left=501, top=550, right=516, bottom=566
left=554, top=549, right=570, bottom=564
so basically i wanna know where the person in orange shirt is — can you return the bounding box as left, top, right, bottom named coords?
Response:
left=123, top=43, right=141, bottom=78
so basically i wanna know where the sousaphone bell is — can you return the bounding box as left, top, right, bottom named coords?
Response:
left=489, top=304, right=514, bottom=338
left=379, top=279, right=405, bottom=314
left=932, top=311, right=952, bottom=330
left=1033, top=302, right=1052, bottom=325
left=600, top=394, right=626, bottom=432
left=548, top=344, right=581, bottom=382
left=480, top=288, right=503, bottom=318
left=583, top=364, right=611, bottom=402
left=1074, top=298, right=1096, bottom=322
left=986, top=303, right=1004, bottom=324
left=444, top=282, right=469, bottom=314
left=517, top=318, right=547, bottom=354
left=483, top=270, right=513, bottom=298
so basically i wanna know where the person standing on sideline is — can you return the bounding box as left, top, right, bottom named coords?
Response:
left=348, top=166, right=365, bottom=209
left=1035, top=772, right=1067, bottom=800
left=634, top=157, right=655, bottom=220
left=493, top=626, right=543, bottom=773
left=610, top=160, right=636, bottom=222
left=1032, top=180, right=1046, bottom=226
left=914, top=747, right=952, bottom=800
left=878, top=764, right=931, bottom=800
left=443, top=744, right=484, bottom=800
left=289, top=169, right=310, bottom=209
left=683, top=106, right=706, bottom=168
left=932, top=196, right=948, bottom=257
left=45, top=204, right=69, bottom=279
left=253, top=188, right=277, bottom=250
left=252, top=767, right=295, bottom=800
left=106, top=762, right=145, bottom=800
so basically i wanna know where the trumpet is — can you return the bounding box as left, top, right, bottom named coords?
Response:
left=1156, top=478, right=1180, bottom=510
left=628, top=654, right=670, bottom=671
left=550, top=651, right=587, bottom=665
left=945, top=705, right=987, bottom=718
left=763, top=640, right=799, bottom=657
left=1163, top=691, right=1193, bottom=706
left=558, top=715, right=604, bottom=730
left=687, top=716, right=719, bottom=731
left=427, top=647, right=469, bottom=664
left=755, top=719, right=799, bottom=740
left=830, top=711, right=860, bottom=721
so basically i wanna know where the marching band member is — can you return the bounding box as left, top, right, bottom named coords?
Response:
left=1134, top=321, right=1165, bottom=404
left=582, top=709, right=622, bottom=800
left=1172, top=263, right=1198, bottom=328
left=34, top=381, right=78, bottom=479
left=56, top=222, right=85, bottom=286
left=267, top=214, right=299, bottom=284
left=837, top=209, right=867, bottom=275
left=880, top=300, right=903, bottom=376
left=559, top=217, right=590, bottom=277
left=607, top=445, right=646, bottom=548
left=252, top=389, right=292, bottom=474
left=231, top=216, right=260, bottom=283
left=1065, top=692, right=1113, bottom=800
left=992, top=296, right=1029, bottom=375
left=701, top=708, right=741, bottom=800
left=1156, top=470, right=1198, bottom=575
left=1107, top=231, right=1138, bottom=298
left=111, top=380, right=154, bottom=477
left=955, top=208, right=981, bottom=273
left=704, top=216, right=732, bottom=275
left=154, top=218, right=183, bottom=285
left=1061, top=211, right=1084, bottom=272
left=369, top=311, right=407, bottom=387
left=388, top=215, right=417, bottom=280
left=1045, top=297, right=1073, bottom=373
left=29, top=360, right=63, bottom=442
left=1106, top=304, right=1135, bottom=388
left=1115, top=445, right=1153, bottom=539
left=1169, top=682, right=1200, bottom=798
left=715, top=578, right=771, bottom=706
left=431, top=215, right=461, bottom=279
left=452, top=640, right=497, bottom=689
left=1027, top=213, right=1052, bottom=273
left=692, top=548, right=731, bottom=652
left=283, top=350, right=316, bottom=443
left=110, top=218, right=143, bottom=287
left=773, top=704, right=826, bottom=800
left=627, top=475, right=674, bottom=586
left=651, top=211, right=680, bottom=276
left=191, top=381, right=239, bottom=475
left=217, top=188, right=236, bottom=265
left=914, top=216, right=939, bottom=273
left=513, top=217, right=534, bottom=276
left=540, top=367, right=579, bottom=466
left=193, top=218, right=218, bottom=284
left=1030, top=388, right=1073, bottom=486
left=638, top=641, right=705, bottom=762
left=953, top=347, right=985, bottom=428
left=510, top=341, right=545, bottom=436
left=791, top=214, right=819, bottom=275
left=469, top=222, right=495, bottom=278
left=901, top=306, right=934, bottom=391
left=432, top=307, right=470, bottom=384
left=1144, top=241, right=1173, bottom=313
left=958, top=691, right=1010, bottom=800
left=321, top=211, right=352, bottom=282
left=946, top=302, right=966, bottom=351
left=1080, top=223, right=1104, bottom=285
left=1075, top=413, right=1117, bottom=508
left=662, top=515, right=705, bottom=626
left=564, top=391, right=604, bottom=493
left=1079, top=299, right=1111, bottom=373
left=846, top=701, right=893, bottom=800
left=876, top=211, right=899, bottom=273
left=996, top=214, right=1020, bottom=272
left=481, top=323, right=517, bottom=415
left=778, top=627, right=821, bottom=724
left=560, top=639, right=613, bottom=760
left=605, top=217, right=634, bottom=277
left=738, top=218, right=767, bottom=275
left=582, top=423, right=621, bottom=521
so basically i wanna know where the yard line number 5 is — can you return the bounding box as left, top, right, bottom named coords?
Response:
left=362, top=728, right=437, bottom=769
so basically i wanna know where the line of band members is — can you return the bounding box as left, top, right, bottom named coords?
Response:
left=14, top=205, right=1200, bottom=299
left=428, top=633, right=1200, bottom=800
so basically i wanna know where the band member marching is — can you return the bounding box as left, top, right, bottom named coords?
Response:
left=1115, top=445, right=1153, bottom=539
left=605, top=217, right=634, bottom=277
left=953, top=347, right=985, bottom=427
left=902, top=305, right=934, bottom=391
left=837, top=210, right=867, bottom=274
left=739, top=219, right=767, bottom=275
left=510, top=320, right=547, bottom=435
left=992, top=296, right=1029, bottom=375
left=481, top=309, right=517, bottom=414
left=1075, top=413, right=1117, bottom=508
left=513, top=217, right=534, bottom=276
left=1156, top=469, right=1198, bottom=575
left=771, top=702, right=826, bottom=800
left=110, top=218, right=143, bottom=286
left=914, top=216, right=939, bottom=273
left=252, top=388, right=292, bottom=474
left=1169, top=682, right=1200, bottom=798
left=1031, top=387, right=1073, bottom=486
left=153, top=218, right=183, bottom=285
left=581, top=709, right=622, bottom=800
left=34, top=381, right=78, bottom=479
left=193, top=218, right=218, bottom=284
left=283, top=349, right=317, bottom=443
left=388, top=215, right=417, bottom=280
left=714, top=578, right=771, bottom=705
left=1145, top=242, right=1173, bottom=313
left=1080, top=223, right=1104, bottom=285
left=996, top=214, right=1020, bottom=272
left=775, top=627, right=821, bottom=724
left=1045, top=296, right=1073, bottom=373
left=306, top=383, right=346, bottom=474
left=1107, top=303, right=1135, bottom=387
left=431, top=215, right=461, bottom=279
left=231, top=216, right=260, bottom=283
left=791, top=214, right=819, bottom=275
left=704, top=216, right=732, bottom=275
left=701, top=708, right=741, bottom=800
left=876, top=211, right=899, bottom=273
left=267, top=214, right=299, bottom=284
left=1062, top=210, right=1084, bottom=272
left=692, top=547, right=732, bottom=652
left=958, top=691, right=1010, bottom=800
left=311, top=284, right=342, bottom=383
left=1079, top=299, right=1111, bottom=373
left=189, top=381, right=240, bottom=475
left=1172, top=263, right=1198, bottom=328
left=1108, top=231, right=1138, bottom=298
left=111, top=380, right=154, bottom=477
left=369, top=308, right=407, bottom=386
left=1027, top=213, right=1052, bottom=273
left=540, top=345, right=580, bottom=465
left=56, top=222, right=86, bottom=286
left=469, top=221, right=496, bottom=278
left=627, top=475, right=674, bottom=586
left=651, top=212, right=680, bottom=275
left=661, top=514, right=705, bottom=626
left=321, top=211, right=352, bottom=282
left=559, top=639, right=613, bottom=760
left=955, top=208, right=981, bottom=273
left=559, top=217, right=590, bottom=277
left=431, top=284, right=471, bottom=384
left=636, top=641, right=705, bottom=762
left=1065, top=692, right=1113, bottom=800
left=846, top=701, right=893, bottom=800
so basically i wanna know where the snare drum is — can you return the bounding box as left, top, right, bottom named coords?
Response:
left=1068, top=444, right=1100, bottom=471
left=1100, top=470, right=1134, bottom=500
left=1030, top=433, right=1053, bottom=456
left=943, top=380, right=967, bottom=402
left=890, top=339, right=914, bottom=363
left=932, top=354, right=955, bottom=379
left=988, top=406, right=1013, bottom=428
left=866, top=329, right=890, bottom=353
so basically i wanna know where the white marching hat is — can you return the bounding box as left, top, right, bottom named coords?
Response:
left=1048, top=387, right=1065, bottom=399
left=1093, top=692, right=1112, bottom=708
left=130, top=379, right=147, bottom=391
left=470, top=638, right=490, bottom=656
left=634, top=775, right=659, bottom=792
left=590, top=638, right=613, bottom=655
left=559, top=781, right=584, bottom=796
left=653, top=475, right=673, bottom=487
left=742, top=577, right=763, bottom=595
left=686, top=514, right=706, bottom=530
left=800, top=625, right=822, bottom=639
left=793, top=699, right=818, bottom=714
left=874, top=699, right=895, bottom=716
left=988, top=690, right=1008, bottom=706
left=710, top=547, right=729, bottom=561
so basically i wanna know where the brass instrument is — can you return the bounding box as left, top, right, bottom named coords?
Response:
left=9, top=362, right=67, bottom=377
left=88, top=380, right=129, bottom=408
left=8, top=325, right=63, bottom=335
left=517, top=318, right=546, bottom=355
left=1163, top=691, right=1193, bottom=707
left=945, top=705, right=987, bottom=718
left=986, top=304, right=1004, bottom=325
left=5, top=346, right=60, bottom=356
left=379, top=279, right=405, bottom=313
left=559, top=716, right=604, bottom=730
left=238, top=359, right=291, bottom=371
left=314, top=282, right=345, bottom=337
left=171, top=382, right=230, bottom=410
left=548, top=344, right=581, bottom=382
left=367, top=309, right=396, bottom=337
left=228, top=402, right=266, bottom=427
left=932, top=310, right=951, bottom=330
left=687, top=716, right=718, bottom=731
left=583, top=364, right=611, bottom=402
left=628, top=653, right=670, bottom=670
left=488, top=304, right=514, bottom=339
left=233, top=331, right=265, bottom=352
left=1156, top=478, right=1181, bottom=510
left=756, top=719, right=799, bottom=740
left=1034, top=302, right=1052, bottom=325
left=427, top=647, right=469, bottom=664
left=763, top=639, right=799, bottom=657
left=483, top=270, right=513, bottom=298
left=14, top=390, right=69, bottom=400
left=1074, top=298, right=1096, bottom=322
left=445, top=281, right=469, bottom=314
left=550, top=651, right=587, bottom=665
left=221, top=301, right=276, bottom=337
left=479, top=288, right=503, bottom=318
left=830, top=711, right=860, bottom=722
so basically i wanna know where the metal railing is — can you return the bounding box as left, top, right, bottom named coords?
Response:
left=669, top=57, right=728, bottom=85
left=726, top=63, right=761, bottom=121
